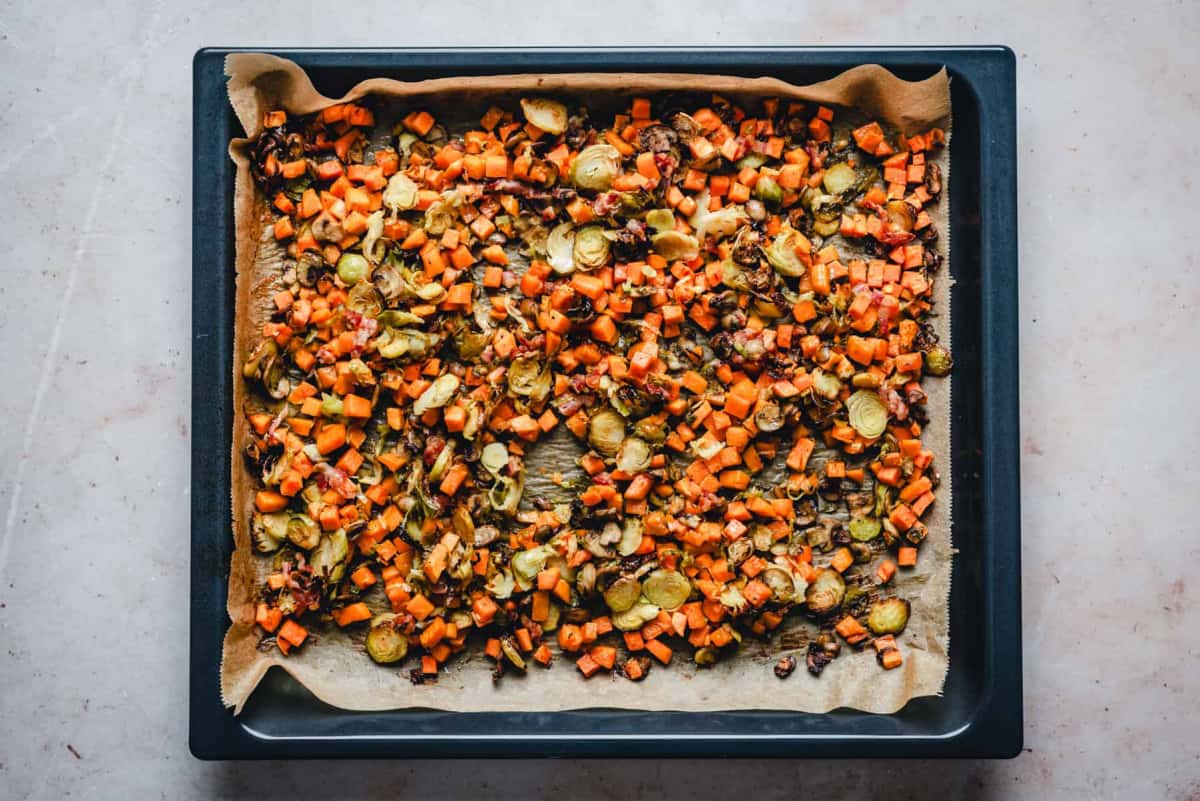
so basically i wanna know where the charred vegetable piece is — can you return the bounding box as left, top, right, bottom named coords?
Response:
left=286, top=514, right=321, bottom=551
left=805, top=568, right=846, bottom=616
left=366, top=616, right=410, bottom=664
left=252, top=512, right=289, bottom=553
left=774, top=655, right=797, bottom=678
left=867, top=598, right=911, bottom=635
left=603, top=576, right=642, bottom=612
left=925, top=345, right=954, bottom=376
left=848, top=517, right=882, bottom=542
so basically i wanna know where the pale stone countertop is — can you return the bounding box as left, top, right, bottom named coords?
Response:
left=1, top=1, right=1197, bottom=798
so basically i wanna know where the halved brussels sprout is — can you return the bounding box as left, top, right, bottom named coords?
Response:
left=804, top=568, right=846, bottom=615
left=753, top=176, right=783, bottom=208
left=375, top=328, right=436, bottom=360
left=751, top=523, right=774, bottom=552
left=805, top=519, right=839, bottom=552
left=547, top=222, right=576, bottom=275
left=252, top=512, right=289, bottom=553
left=611, top=600, right=660, bottom=631
left=382, top=173, right=419, bottom=213
left=753, top=297, right=785, bottom=319
left=541, top=599, right=562, bottom=631
left=694, top=647, right=720, bottom=666
left=487, top=568, right=516, bottom=599
left=512, top=545, right=553, bottom=586
left=688, top=190, right=749, bottom=242
left=500, top=636, right=527, bottom=670
left=642, top=570, right=691, bottom=609
left=651, top=230, right=699, bottom=261
left=428, top=439, right=455, bottom=483
left=366, top=615, right=409, bottom=664
left=645, top=208, right=676, bottom=233
left=423, top=199, right=457, bottom=236
left=337, top=253, right=369, bottom=285
left=488, top=475, right=524, bottom=516
left=760, top=566, right=797, bottom=603
left=507, top=357, right=551, bottom=402
left=616, top=437, right=652, bottom=474
left=242, top=338, right=278, bottom=381
left=347, top=282, right=383, bottom=317
left=454, top=327, right=491, bottom=361
left=867, top=598, right=911, bottom=635
left=575, top=562, right=597, bottom=596
left=616, top=517, right=644, bottom=557
left=603, top=576, right=642, bottom=613
left=765, top=228, right=806, bottom=277
left=573, top=226, right=610, bottom=271
left=361, top=210, right=386, bottom=263
left=720, top=584, right=748, bottom=614
left=415, top=279, right=447, bottom=303
left=480, top=442, right=509, bottom=477
left=520, top=97, right=568, bottom=135
left=372, top=262, right=405, bottom=303
left=822, top=162, right=858, bottom=196
left=848, top=517, right=882, bottom=542
left=846, top=390, right=888, bottom=439
left=286, top=514, right=321, bottom=551
left=886, top=200, right=915, bottom=232
left=852, top=371, right=883, bottom=390
left=310, top=528, right=349, bottom=581
left=451, top=505, right=474, bottom=543
left=811, top=369, right=842, bottom=401
left=735, top=152, right=768, bottom=170
left=570, top=144, right=621, bottom=192
left=689, top=435, right=724, bottom=461
left=413, top=374, right=460, bottom=417
left=633, top=418, right=666, bottom=444
left=587, top=409, right=626, bottom=457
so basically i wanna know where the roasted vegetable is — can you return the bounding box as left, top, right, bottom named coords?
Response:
left=805, top=568, right=846, bottom=616
left=520, top=97, right=568, bottom=135
left=245, top=92, right=948, bottom=683
left=641, top=569, right=691, bottom=609
left=867, top=598, right=911, bottom=635
left=587, top=408, right=626, bottom=457
left=846, top=390, right=888, bottom=439
left=603, top=576, right=642, bottom=613
left=572, top=226, right=610, bottom=271
left=925, top=345, right=954, bottom=376
left=366, top=615, right=410, bottom=664
left=570, top=144, right=621, bottom=192
left=336, top=252, right=369, bottom=285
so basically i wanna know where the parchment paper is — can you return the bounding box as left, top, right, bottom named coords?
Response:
left=221, top=53, right=953, bottom=715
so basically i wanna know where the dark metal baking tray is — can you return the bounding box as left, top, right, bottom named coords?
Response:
left=191, top=47, right=1020, bottom=759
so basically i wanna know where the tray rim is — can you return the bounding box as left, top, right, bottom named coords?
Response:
left=190, top=46, right=1020, bottom=760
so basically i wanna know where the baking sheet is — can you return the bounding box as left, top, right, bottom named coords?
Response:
left=221, top=53, right=952, bottom=715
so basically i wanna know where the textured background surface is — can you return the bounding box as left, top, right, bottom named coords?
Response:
left=1, top=1, right=1197, bottom=799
